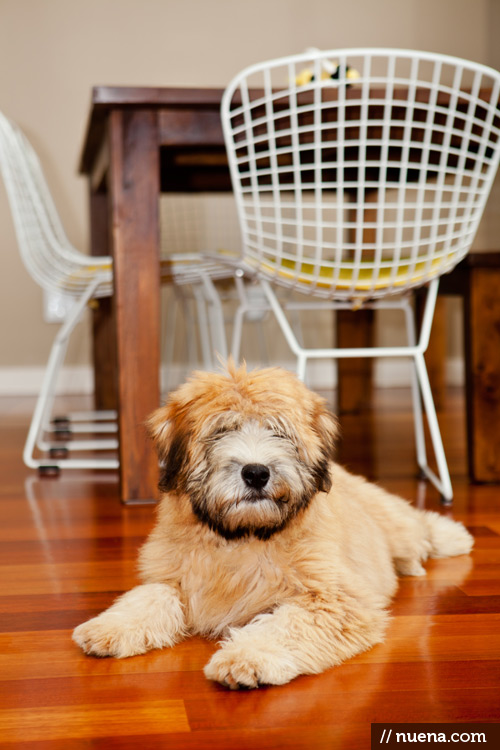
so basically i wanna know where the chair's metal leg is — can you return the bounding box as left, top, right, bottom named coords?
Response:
left=193, top=285, right=213, bottom=369
left=24, top=331, right=70, bottom=467
left=231, top=275, right=273, bottom=364
left=409, top=278, right=453, bottom=500
left=163, top=288, right=179, bottom=390
left=257, top=277, right=452, bottom=499
left=286, top=295, right=305, bottom=348
left=403, top=301, right=428, bottom=472
left=260, top=280, right=303, bottom=357
left=201, top=275, right=228, bottom=362
left=231, top=306, right=245, bottom=362
left=260, top=279, right=308, bottom=379
left=231, top=277, right=254, bottom=363
left=419, top=278, right=440, bottom=351
left=231, top=275, right=250, bottom=362
left=297, top=355, right=308, bottom=382
left=37, top=332, right=70, bottom=452
left=181, top=292, right=199, bottom=369
left=413, top=350, right=453, bottom=502
left=23, top=280, right=101, bottom=470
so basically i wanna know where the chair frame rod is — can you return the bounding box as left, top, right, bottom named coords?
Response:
left=258, top=277, right=452, bottom=501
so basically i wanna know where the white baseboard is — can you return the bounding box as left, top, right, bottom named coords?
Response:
left=0, top=358, right=465, bottom=397
left=0, top=366, right=94, bottom=396
left=374, top=357, right=465, bottom=389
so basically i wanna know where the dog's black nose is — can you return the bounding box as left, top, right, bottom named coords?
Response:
left=241, top=463, right=270, bottom=490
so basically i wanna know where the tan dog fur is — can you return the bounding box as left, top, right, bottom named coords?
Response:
left=73, top=364, right=473, bottom=688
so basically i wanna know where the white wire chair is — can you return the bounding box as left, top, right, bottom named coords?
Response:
left=220, top=48, right=500, bottom=501
left=0, top=111, right=231, bottom=473
left=161, top=253, right=229, bottom=382
left=0, top=110, right=118, bottom=473
left=160, top=191, right=282, bottom=387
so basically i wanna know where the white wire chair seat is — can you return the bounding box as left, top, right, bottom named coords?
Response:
left=241, top=248, right=454, bottom=295
left=221, top=48, right=500, bottom=501
left=162, top=252, right=237, bottom=286
left=0, top=111, right=231, bottom=472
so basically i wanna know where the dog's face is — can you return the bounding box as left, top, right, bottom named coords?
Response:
left=148, top=365, right=338, bottom=541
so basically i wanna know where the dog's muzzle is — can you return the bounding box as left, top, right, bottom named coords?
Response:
left=241, top=463, right=270, bottom=491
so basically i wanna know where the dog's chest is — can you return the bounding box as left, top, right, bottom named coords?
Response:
left=181, top=542, right=294, bottom=636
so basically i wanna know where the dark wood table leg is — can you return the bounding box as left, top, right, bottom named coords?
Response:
left=89, top=191, right=118, bottom=412
left=108, top=109, right=161, bottom=503
left=338, top=197, right=375, bottom=414
left=337, top=309, right=375, bottom=414
left=465, top=264, right=500, bottom=482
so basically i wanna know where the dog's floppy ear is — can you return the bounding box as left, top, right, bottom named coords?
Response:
left=147, top=407, right=188, bottom=493
left=312, top=405, right=339, bottom=493
left=313, top=401, right=339, bottom=458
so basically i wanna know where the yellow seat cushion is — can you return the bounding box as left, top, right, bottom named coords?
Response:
left=262, top=255, right=450, bottom=291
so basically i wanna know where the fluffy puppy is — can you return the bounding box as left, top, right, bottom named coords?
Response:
left=73, top=364, right=473, bottom=688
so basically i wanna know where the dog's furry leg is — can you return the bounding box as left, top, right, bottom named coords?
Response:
left=204, top=594, right=389, bottom=689
left=73, top=583, right=185, bottom=658
left=393, top=511, right=473, bottom=577
left=423, top=511, right=474, bottom=559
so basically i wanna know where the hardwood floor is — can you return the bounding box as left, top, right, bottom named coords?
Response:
left=0, top=389, right=499, bottom=749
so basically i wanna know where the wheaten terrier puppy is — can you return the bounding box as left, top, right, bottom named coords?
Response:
left=73, top=364, right=473, bottom=688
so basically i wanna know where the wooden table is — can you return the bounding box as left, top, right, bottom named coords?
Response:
left=439, top=251, right=500, bottom=483
left=80, top=86, right=500, bottom=503
left=80, top=87, right=233, bottom=503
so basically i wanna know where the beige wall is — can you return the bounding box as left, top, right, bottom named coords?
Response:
left=0, top=0, right=498, bottom=386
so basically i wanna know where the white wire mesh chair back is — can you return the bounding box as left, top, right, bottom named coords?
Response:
left=222, top=49, right=500, bottom=302
left=0, top=111, right=112, bottom=299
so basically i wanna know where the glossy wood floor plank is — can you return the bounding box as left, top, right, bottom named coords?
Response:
left=1, top=389, right=499, bottom=749
left=0, top=700, right=190, bottom=743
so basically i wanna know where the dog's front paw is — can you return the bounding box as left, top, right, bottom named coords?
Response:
left=204, top=645, right=296, bottom=689
left=73, top=614, right=152, bottom=658
left=73, top=584, right=186, bottom=659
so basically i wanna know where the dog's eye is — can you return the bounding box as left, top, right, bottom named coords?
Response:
left=204, top=426, right=237, bottom=443
left=272, top=431, right=290, bottom=441
left=264, top=417, right=295, bottom=441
